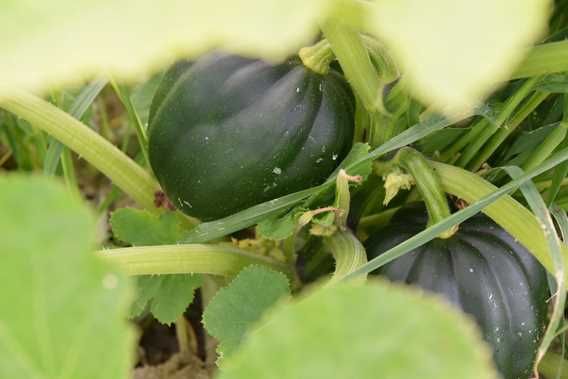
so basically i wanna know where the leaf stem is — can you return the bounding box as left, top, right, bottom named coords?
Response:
left=96, top=244, right=292, bottom=278
left=0, top=91, right=161, bottom=211
left=320, top=21, right=382, bottom=112
left=396, top=148, right=455, bottom=238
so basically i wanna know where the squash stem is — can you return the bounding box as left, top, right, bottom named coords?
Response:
left=396, top=148, right=456, bottom=238
left=320, top=21, right=383, bottom=113
left=97, top=244, right=293, bottom=278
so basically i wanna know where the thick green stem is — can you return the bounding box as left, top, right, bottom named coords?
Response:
left=353, top=96, right=370, bottom=143
left=370, top=112, right=395, bottom=147
left=0, top=91, right=161, bottom=211
left=397, top=148, right=455, bottom=238
left=324, top=230, right=367, bottom=284
left=361, top=35, right=398, bottom=82
left=432, top=161, right=568, bottom=276
left=97, top=244, right=292, bottom=278
left=320, top=21, right=382, bottom=112
left=514, top=40, right=568, bottom=79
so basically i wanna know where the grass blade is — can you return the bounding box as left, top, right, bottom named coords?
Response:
left=501, top=166, right=566, bottom=376
left=44, top=78, right=108, bottom=175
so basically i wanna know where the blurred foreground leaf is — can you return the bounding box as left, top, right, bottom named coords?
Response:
left=218, top=280, right=498, bottom=379
left=0, top=0, right=349, bottom=98
left=369, top=0, right=550, bottom=115
left=0, top=175, right=134, bottom=379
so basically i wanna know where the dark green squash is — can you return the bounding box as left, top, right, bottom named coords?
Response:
left=148, top=52, right=354, bottom=221
left=365, top=205, right=549, bottom=379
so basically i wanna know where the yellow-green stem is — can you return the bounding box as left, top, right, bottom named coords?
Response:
left=397, top=148, right=455, bottom=238
left=325, top=230, right=367, bottom=284
left=96, top=244, right=292, bottom=278
left=0, top=91, right=160, bottom=211
left=320, top=21, right=382, bottom=113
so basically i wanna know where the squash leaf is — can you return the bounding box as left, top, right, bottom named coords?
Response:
left=110, top=208, right=202, bottom=324
left=110, top=208, right=184, bottom=246
left=256, top=209, right=304, bottom=241
left=202, top=266, right=290, bottom=359
left=130, top=274, right=203, bottom=325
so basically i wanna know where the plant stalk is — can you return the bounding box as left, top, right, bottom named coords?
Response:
left=0, top=91, right=161, bottom=211
left=397, top=148, right=455, bottom=238
left=320, top=21, right=382, bottom=113
left=96, top=244, right=292, bottom=278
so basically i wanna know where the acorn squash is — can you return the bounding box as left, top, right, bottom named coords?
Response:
left=148, top=52, right=354, bottom=221
left=365, top=205, right=549, bottom=379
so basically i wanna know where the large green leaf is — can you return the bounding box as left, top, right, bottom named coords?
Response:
left=0, top=175, right=134, bottom=378
left=217, top=280, right=498, bottom=379
left=0, top=0, right=550, bottom=117
left=0, top=0, right=351, bottom=98
left=368, top=0, right=550, bottom=115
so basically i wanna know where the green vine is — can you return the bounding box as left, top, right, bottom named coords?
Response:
left=397, top=149, right=454, bottom=237
left=0, top=91, right=161, bottom=211
left=97, top=244, right=292, bottom=278
left=320, top=21, right=383, bottom=113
